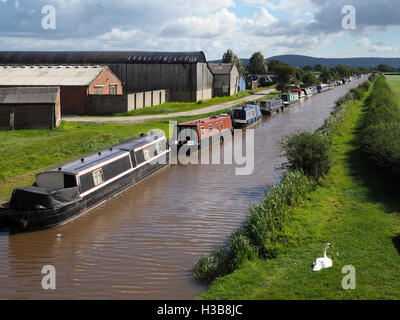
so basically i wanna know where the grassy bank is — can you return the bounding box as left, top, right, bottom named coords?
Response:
left=199, top=81, right=400, bottom=299
left=93, top=86, right=275, bottom=117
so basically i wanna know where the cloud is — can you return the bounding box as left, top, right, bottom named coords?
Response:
left=0, top=0, right=399, bottom=59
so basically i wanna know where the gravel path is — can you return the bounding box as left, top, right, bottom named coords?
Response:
left=62, top=89, right=275, bottom=123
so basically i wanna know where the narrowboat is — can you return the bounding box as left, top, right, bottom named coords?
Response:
left=230, top=104, right=262, bottom=128
left=0, top=131, right=170, bottom=232
left=258, top=98, right=283, bottom=115
left=301, top=86, right=314, bottom=98
left=281, top=92, right=299, bottom=105
left=173, top=114, right=233, bottom=149
left=317, top=84, right=329, bottom=93
left=291, top=88, right=306, bottom=99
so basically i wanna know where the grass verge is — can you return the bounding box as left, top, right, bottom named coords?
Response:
left=90, top=87, right=275, bottom=117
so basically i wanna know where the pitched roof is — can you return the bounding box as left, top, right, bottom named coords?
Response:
left=208, top=63, right=235, bottom=75
left=0, top=87, right=60, bottom=104
left=0, top=51, right=207, bottom=65
left=0, top=65, right=107, bottom=86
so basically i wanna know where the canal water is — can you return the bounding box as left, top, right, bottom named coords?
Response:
left=0, top=78, right=365, bottom=299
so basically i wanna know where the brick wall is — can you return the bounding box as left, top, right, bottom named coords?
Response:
left=89, top=68, right=123, bottom=95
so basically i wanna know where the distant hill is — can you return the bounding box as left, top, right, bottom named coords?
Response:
left=209, top=55, right=400, bottom=68
left=266, top=55, right=400, bottom=68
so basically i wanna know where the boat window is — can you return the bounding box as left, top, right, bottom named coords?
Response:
left=155, top=142, right=162, bottom=154
left=200, top=126, right=205, bottom=136
left=143, top=147, right=151, bottom=161
left=92, top=168, right=104, bottom=186
left=208, top=124, right=213, bottom=133
left=220, top=121, right=223, bottom=130
left=216, top=122, right=219, bottom=131
left=64, top=174, right=77, bottom=188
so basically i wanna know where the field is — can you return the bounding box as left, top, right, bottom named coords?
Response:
left=199, top=90, right=400, bottom=299
left=386, top=75, right=400, bottom=103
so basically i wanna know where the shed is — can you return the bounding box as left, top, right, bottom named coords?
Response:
left=0, top=51, right=213, bottom=103
left=0, top=65, right=123, bottom=115
left=0, top=87, right=61, bottom=130
left=208, top=63, right=240, bottom=97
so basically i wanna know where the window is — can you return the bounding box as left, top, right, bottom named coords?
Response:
left=143, top=147, right=151, bottom=161
left=208, top=124, right=213, bottom=133
left=216, top=122, right=219, bottom=131
left=200, top=126, right=205, bottom=136
left=109, top=84, right=117, bottom=95
left=92, top=168, right=104, bottom=186
left=220, top=121, right=223, bottom=130
left=155, top=142, right=162, bottom=154
left=94, top=86, right=103, bottom=95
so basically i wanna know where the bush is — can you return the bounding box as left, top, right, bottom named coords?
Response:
left=281, top=131, right=332, bottom=179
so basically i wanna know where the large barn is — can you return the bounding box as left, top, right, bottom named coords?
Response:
left=0, top=51, right=214, bottom=102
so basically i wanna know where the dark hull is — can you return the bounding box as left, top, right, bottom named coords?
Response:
left=232, top=116, right=262, bottom=129
left=261, top=106, right=282, bottom=115
left=1, top=154, right=170, bottom=232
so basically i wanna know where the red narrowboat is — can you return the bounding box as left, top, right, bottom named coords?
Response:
left=174, top=114, right=233, bottom=149
left=291, top=88, right=306, bottom=99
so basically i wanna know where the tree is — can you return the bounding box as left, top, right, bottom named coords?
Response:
left=222, top=49, right=246, bottom=75
left=314, top=64, right=324, bottom=72
left=302, top=71, right=319, bottom=86
left=268, top=60, right=283, bottom=73
left=319, top=68, right=333, bottom=83
left=247, top=51, right=268, bottom=74
left=275, top=64, right=296, bottom=91
left=303, top=65, right=314, bottom=71
left=377, top=64, right=396, bottom=72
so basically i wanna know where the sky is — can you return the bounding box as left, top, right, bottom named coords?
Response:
left=0, top=0, right=399, bottom=60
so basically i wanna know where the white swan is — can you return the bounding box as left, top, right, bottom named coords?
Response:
left=312, top=243, right=334, bottom=272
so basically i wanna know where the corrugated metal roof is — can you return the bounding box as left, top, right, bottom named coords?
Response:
left=0, top=87, right=59, bottom=105
left=0, top=65, right=106, bottom=86
left=0, top=51, right=207, bottom=65
left=208, top=63, right=234, bottom=75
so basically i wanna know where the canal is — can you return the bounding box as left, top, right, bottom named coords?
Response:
left=0, top=78, right=365, bottom=299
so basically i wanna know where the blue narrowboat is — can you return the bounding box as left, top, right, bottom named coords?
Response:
left=230, top=104, right=262, bottom=128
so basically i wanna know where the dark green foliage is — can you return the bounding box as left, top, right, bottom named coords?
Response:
left=359, top=75, right=400, bottom=179
left=281, top=132, right=332, bottom=179
left=248, top=51, right=268, bottom=74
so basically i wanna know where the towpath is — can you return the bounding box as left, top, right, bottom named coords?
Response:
left=62, top=89, right=275, bottom=123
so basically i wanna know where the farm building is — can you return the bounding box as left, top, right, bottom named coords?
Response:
left=0, top=65, right=122, bottom=115
left=0, top=87, right=61, bottom=130
left=0, top=51, right=213, bottom=103
left=208, top=63, right=240, bottom=97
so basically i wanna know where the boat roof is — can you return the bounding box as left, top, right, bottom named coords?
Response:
left=43, top=131, right=165, bottom=174
left=178, top=114, right=229, bottom=126
left=232, top=104, right=258, bottom=110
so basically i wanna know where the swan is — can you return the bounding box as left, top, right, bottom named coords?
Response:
left=312, top=243, right=334, bottom=272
